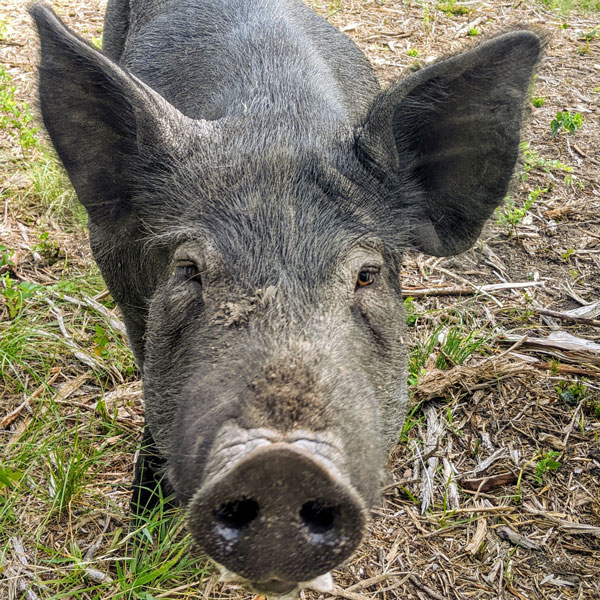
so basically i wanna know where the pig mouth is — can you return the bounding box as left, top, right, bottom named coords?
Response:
left=255, top=578, right=297, bottom=595
left=216, top=563, right=335, bottom=599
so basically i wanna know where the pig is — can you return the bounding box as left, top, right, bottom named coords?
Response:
left=30, top=0, right=542, bottom=596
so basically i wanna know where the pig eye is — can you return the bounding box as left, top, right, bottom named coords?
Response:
left=176, top=262, right=201, bottom=284
left=356, top=268, right=378, bottom=288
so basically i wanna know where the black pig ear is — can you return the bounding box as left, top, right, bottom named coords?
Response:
left=360, top=31, right=543, bottom=256
left=29, top=3, right=209, bottom=228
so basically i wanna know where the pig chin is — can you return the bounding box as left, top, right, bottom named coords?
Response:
left=186, top=421, right=367, bottom=588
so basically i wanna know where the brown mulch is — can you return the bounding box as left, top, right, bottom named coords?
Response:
left=1, top=1, right=599, bottom=600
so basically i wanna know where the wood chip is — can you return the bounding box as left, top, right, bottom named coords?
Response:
left=538, top=433, right=565, bottom=451
left=1, top=400, right=29, bottom=428
left=558, top=521, right=600, bottom=537
left=503, top=331, right=600, bottom=355
left=408, top=575, right=446, bottom=600
left=420, top=404, right=444, bottom=514
left=465, top=517, right=487, bottom=554
left=56, top=373, right=91, bottom=401
left=462, top=472, right=518, bottom=492
left=402, top=280, right=543, bottom=298
left=84, top=568, right=113, bottom=584
left=2, top=565, right=39, bottom=600
left=497, top=526, right=542, bottom=551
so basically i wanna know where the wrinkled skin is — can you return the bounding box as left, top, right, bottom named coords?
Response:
left=30, top=0, right=542, bottom=595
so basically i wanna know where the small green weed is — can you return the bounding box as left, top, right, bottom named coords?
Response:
left=32, top=232, right=65, bottom=265
left=93, top=324, right=110, bottom=358
left=90, top=321, right=137, bottom=377
left=557, top=379, right=588, bottom=404
left=404, top=296, right=418, bottom=326
left=561, top=247, right=575, bottom=262
left=550, top=110, right=583, bottom=136
left=1, top=275, right=43, bottom=319
left=423, top=4, right=431, bottom=27
left=532, top=96, right=545, bottom=107
left=328, top=0, right=341, bottom=15
left=437, top=0, right=471, bottom=15
left=563, top=173, right=584, bottom=188
left=0, top=244, right=15, bottom=271
left=407, top=48, right=419, bottom=57
left=556, top=380, right=599, bottom=417
left=521, top=142, right=572, bottom=180
left=0, top=463, right=21, bottom=521
left=529, top=186, right=549, bottom=203
left=0, top=19, right=12, bottom=41
left=467, top=27, right=479, bottom=36
left=514, top=449, right=562, bottom=501
left=534, top=450, right=561, bottom=484
left=580, top=28, right=598, bottom=41
left=0, top=464, right=21, bottom=491
left=576, top=30, right=597, bottom=54
left=496, top=187, right=547, bottom=229
left=0, top=67, right=38, bottom=152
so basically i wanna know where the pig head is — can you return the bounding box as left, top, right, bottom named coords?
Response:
left=31, top=0, right=541, bottom=595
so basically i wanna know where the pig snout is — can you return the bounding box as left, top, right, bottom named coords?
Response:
left=187, top=443, right=366, bottom=586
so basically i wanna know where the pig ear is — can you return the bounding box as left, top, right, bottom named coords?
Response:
left=360, top=31, right=543, bottom=256
left=30, top=3, right=206, bottom=227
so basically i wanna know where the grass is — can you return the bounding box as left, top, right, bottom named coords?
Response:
left=400, top=314, right=491, bottom=441
left=1, top=468, right=207, bottom=598
left=27, top=156, right=87, bottom=228
left=408, top=320, right=489, bottom=385
left=0, top=66, right=38, bottom=155
left=0, top=45, right=208, bottom=597
left=0, top=73, right=199, bottom=598
left=0, top=321, right=201, bottom=599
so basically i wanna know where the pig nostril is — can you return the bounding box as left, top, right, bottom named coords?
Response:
left=214, top=498, right=259, bottom=530
left=300, top=500, right=339, bottom=534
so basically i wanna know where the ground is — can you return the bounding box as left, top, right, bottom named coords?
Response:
left=1, top=1, right=599, bottom=599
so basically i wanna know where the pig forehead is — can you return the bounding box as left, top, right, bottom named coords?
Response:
left=163, top=168, right=384, bottom=275
left=197, top=201, right=378, bottom=284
